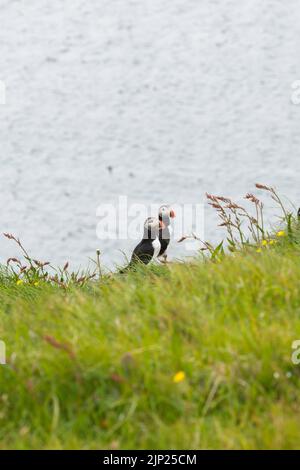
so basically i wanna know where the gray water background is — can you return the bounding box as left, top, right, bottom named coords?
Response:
left=0, top=0, right=300, bottom=270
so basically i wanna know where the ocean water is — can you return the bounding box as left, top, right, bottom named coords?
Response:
left=0, top=0, right=300, bottom=270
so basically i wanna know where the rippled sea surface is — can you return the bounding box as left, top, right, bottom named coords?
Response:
left=0, top=0, right=300, bottom=269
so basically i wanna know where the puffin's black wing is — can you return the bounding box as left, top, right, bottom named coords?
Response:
left=131, top=239, right=154, bottom=265
left=158, top=227, right=170, bottom=256
left=119, top=239, right=155, bottom=273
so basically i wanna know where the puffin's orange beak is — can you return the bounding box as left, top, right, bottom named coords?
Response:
left=170, top=209, right=176, bottom=218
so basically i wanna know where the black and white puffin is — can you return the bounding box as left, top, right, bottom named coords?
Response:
left=158, top=205, right=176, bottom=262
left=126, top=216, right=162, bottom=268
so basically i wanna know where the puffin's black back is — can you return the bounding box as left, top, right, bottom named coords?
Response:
left=130, top=225, right=157, bottom=265
left=158, top=211, right=172, bottom=256
left=158, top=226, right=170, bottom=256
left=131, top=239, right=155, bottom=265
left=119, top=219, right=160, bottom=273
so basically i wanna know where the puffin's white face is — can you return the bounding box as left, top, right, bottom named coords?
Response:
left=144, top=217, right=160, bottom=237
left=158, top=205, right=176, bottom=226
left=145, top=217, right=160, bottom=229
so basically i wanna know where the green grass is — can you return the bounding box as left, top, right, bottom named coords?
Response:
left=1, top=234, right=300, bottom=449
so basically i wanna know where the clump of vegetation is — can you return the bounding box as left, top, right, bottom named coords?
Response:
left=1, top=184, right=300, bottom=450
left=179, top=183, right=296, bottom=261
left=2, top=233, right=97, bottom=289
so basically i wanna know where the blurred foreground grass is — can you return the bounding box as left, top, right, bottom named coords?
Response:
left=1, top=234, right=300, bottom=449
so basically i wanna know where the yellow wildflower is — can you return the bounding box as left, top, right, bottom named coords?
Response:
left=276, top=231, right=285, bottom=237
left=269, top=240, right=276, bottom=245
left=173, top=371, right=185, bottom=383
left=34, top=281, right=39, bottom=287
left=262, top=240, right=268, bottom=246
left=256, top=248, right=262, bottom=253
left=16, top=279, right=23, bottom=286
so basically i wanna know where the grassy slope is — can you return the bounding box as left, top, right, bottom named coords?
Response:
left=1, top=240, right=300, bottom=449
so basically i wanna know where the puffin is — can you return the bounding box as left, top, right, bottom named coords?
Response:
left=121, top=217, right=162, bottom=271
left=158, top=205, right=176, bottom=262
